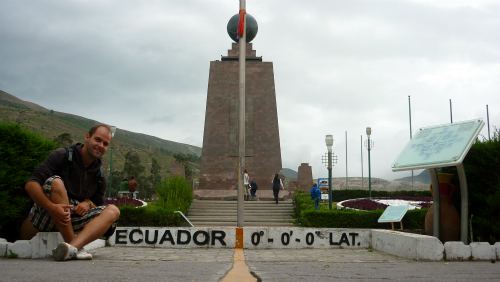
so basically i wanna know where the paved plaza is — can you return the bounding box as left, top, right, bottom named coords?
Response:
left=1, top=247, right=499, bottom=281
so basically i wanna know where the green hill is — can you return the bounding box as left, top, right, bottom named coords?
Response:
left=0, top=89, right=201, bottom=192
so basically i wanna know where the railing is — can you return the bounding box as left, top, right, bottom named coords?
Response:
left=174, top=211, right=194, bottom=227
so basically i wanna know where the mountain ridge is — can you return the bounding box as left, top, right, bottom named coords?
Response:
left=0, top=89, right=201, bottom=180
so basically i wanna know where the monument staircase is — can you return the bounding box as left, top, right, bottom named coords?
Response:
left=187, top=199, right=295, bottom=227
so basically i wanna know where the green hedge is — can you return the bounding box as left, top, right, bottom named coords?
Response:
left=294, top=191, right=428, bottom=230
left=117, top=205, right=187, bottom=227
left=300, top=208, right=427, bottom=229
left=0, top=123, right=56, bottom=241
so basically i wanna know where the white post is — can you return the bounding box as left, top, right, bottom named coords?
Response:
left=345, top=130, right=348, bottom=189
left=360, top=135, right=364, bottom=190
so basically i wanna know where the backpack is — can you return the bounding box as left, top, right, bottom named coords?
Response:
left=310, top=186, right=321, bottom=200
left=65, top=146, right=105, bottom=191
left=315, top=188, right=321, bottom=199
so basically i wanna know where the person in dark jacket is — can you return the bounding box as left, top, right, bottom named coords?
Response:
left=249, top=180, right=258, bottom=200
left=272, top=174, right=284, bottom=204
left=21, top=124, right=120, bottom=261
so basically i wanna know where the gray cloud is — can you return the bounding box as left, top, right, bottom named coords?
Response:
left=1, top=0, right=499, bottom=180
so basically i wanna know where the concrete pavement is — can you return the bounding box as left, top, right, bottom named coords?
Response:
left=1, top=246, right=499, bottom=281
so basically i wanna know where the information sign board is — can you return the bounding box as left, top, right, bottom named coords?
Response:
left=378, top=205, right=410, bottom=223
left=392, top=119, right=484, bottom=171
left=317, top=178, right=330, bottom=200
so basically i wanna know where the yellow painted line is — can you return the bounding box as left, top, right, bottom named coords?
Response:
left=221, top=248, right=256, bottom=282
left=235, top=227, right=244, bottom=249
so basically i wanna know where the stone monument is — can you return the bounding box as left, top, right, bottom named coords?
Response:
left=297, top=163, right=313, bottom=191
left=198, top=13, right=282, bottom=191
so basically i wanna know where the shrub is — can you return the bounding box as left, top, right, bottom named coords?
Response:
left=464, top=132, right=500, bottom=243
left=154, top=176, right=192, bottom=211
left=300, top=208, right=427, bottom=230
left=117, top=205, right=186, bottom=227
left=0, top=123, right=56, bottom=241
left=116, top=176, right=194, bottom=227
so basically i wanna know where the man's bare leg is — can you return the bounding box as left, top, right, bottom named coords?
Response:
left=19, top=178, right=74, bottom=241
left=49, top=178, right=75, bottom=243
left=69, top=205, right=120, bottom=250
left=19, top=216, right=39, bottom=240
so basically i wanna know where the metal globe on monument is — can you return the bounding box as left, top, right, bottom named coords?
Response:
left=227, top=13, right=258, bottom=43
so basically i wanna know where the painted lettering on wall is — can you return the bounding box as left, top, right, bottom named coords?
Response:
left=115, top=228, right=227, bottom=247
left=112, top=227, right=369, bottom=249
left=249, top=230, right=362, bottom=247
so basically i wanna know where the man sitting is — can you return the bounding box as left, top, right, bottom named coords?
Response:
left=20, top=124, right=120, bottom=261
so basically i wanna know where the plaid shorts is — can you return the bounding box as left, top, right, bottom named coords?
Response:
left=30, top=176, right=107, bottom=232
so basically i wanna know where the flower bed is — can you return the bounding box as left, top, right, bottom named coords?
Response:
left=104, top=197, right=146, bottom=207
left=338, top=196, right=432, bottom=211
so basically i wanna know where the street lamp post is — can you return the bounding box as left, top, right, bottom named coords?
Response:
left=365, top=127, right=372, bottom=199
left=325, top=135, right=334, bottom=210
left=108, top=126, right=117, bottom=196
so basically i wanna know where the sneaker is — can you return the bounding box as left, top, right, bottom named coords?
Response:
left=52, top=242, right=77, bottom=261
left=76, top=249, right=93, bottom=260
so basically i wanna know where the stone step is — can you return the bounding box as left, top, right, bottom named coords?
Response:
left=188, top=216, right=293, bottom=221
left=189, top=206, right=294, bottom=211
left=191, top=199, right=292, bottom=203
left=188, top=211, right=294, bottom=216
left=189, top=204, right=294, bottom=208
left=190, top=201, right=293, bottom=207
left=187, top=199, right=296, bottom=227
left=189, top=216, right=293, bottom=222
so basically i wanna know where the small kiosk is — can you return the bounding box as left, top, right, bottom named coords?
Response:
left=392, top=119, right=484, bottom=243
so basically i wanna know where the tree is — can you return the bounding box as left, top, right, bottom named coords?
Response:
left=173, top=153, right=200, bottom=180
left=150, top=158, right=161, bottom=188
left=53, top=132, right=73, bottom=147
left=122, top=151, right=145, bottom=178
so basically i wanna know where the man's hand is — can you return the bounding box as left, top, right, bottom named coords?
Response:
left=48, top=204, right=73, bottom=226
left=74, top=201, right=91, bottom=216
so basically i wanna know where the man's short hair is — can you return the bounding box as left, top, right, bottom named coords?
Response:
left=88, top=124, right=112, bottom=136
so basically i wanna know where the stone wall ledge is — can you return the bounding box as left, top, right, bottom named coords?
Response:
left=1, top=229, right=499, bottom=262
left=0, top=232, right=105, bottom=259
left=371, top=229, right=444, bottom=261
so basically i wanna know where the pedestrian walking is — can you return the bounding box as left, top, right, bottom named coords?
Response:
left=272, top=174, right=284, bottom=204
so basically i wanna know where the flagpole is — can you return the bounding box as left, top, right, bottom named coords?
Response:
left=237, top=0, right=246, bottom=228
left=408, top=95, right=414, bottom=189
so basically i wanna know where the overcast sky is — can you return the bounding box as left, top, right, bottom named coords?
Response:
left=1, top=0, right=499, bottom=180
